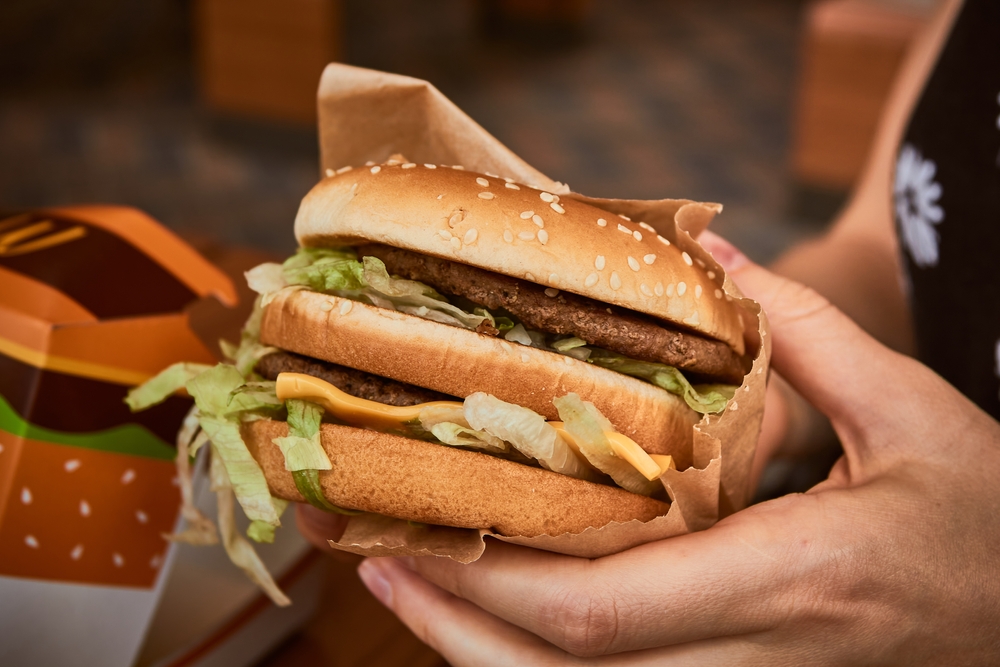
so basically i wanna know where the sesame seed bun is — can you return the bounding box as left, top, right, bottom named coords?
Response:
left=244, top=419, right=671, bottom=537
left=294, top=163, right=745, bottom=355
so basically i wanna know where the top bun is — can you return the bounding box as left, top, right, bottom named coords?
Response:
left=295, top=162, right=744, bottom=353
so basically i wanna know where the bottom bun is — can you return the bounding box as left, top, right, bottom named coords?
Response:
left=244, top=419, right=671, bottom=537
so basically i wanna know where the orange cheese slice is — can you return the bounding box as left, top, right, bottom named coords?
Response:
left=275, top=372, right=670, bottom=479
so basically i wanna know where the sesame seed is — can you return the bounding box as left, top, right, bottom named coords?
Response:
left=370, top=165, right=381, bottom=174
left=538, top=229, right=549, bottom=244
left=437, top=194, right=444, bottom=200
left=640, top=283, right=653, bottom=296
left=521, top=352, right=531, bottom=363
left=729, top=400, right=739, bottom=411
left=683, top=311, right=700, bottom=326
left=503, top=230, right=514, bottom=243
left=80, top=499, right=91, bottom=517
left=438, top=229, right=453, bottom=240
left=20, top=487, right=31, bottom=504
left=319, top=301, right=333, bottom=312
left=744, top=385, right=751, bottom=392
left=453, top=165, right=465, bottom=170
left=122, top=469, right=136, bottom=484
left=643, top=254, right=656, bottom=265
left=707, top=270, right=716, bottom=280
left=585, top=272, right=599, bottom=287
left=544, top=288, right=559, bottom=297
left=550, top=202, right=565, bottom=214
left=25, top=535, right=39, bottom=548
left=339, top=300, right=352, bottom=315
left=464, top=228, right=478, bottom=245
left=696, top=258, right=706, bottom=268
left=526, top=272, right=536, bottom=281
left=564, top=356, right=573, bottom=365
left=504, top=177, right=514, bottom=183
left=695, top=285, right=703, bottom=298
left=520, top=210, right=534, bottom=219
left=402, top=163, right=416, bottom=169
left=657, top=235, right=671, bottom=246
left=757, top=367, right=764, bottom=375
left=639, top=222, right=655, bottom=232
left=627, top=256, right=640, bottom=271
left=325, top=168, right=334, bottom=177
left=595, top=255, right=606, bottom=270
left=70, top=544, right=83, bottom=560
left=476, top=177, right=490, bottom=187
left=715, top=289, right=723, bottom=299
left=505, top=182, right=520, bottom=190
left=610, top=272, right=622, bottom=290
left=449, top=211, right=464, bottom=226
left=682, top=252, right=693, bottom=266
left=654, top=282, right=664, bottom=296
left=365, top=161, right=375, bottom=166
left=518, top=230, right=536, bottom=241
left=549, top=273, right=558, bottom=282
left=478, top=192, right=494, bottom=200
left=386, top=159, right=400, bottom=166
left=532, top=214, right=544, bottom=226
left=540, top=192, right=555, bottom=202
left=486, top=172, right=500, bottom=178
left=337, top=165, right=353, bottom=174
left=617, top=223, right=631, bottom=234
left=633, top=231, right=642, bottom=241
left=424, top=163, right=437, bottom=169
left=677, top=282, right=687, bottom=296
left=552, top=194, right=560, bottom=203
left=666, top=283, right=675, bottom=296
left=619, top=214, right=631, bottom=221
left=65, top=459, right=81, bottom=472
left=450, top=237, right=462, bottom=249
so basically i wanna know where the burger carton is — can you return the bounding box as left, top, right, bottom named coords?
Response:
left=0, top=206, right=319, bottom=666
left=305, top=64, right=770, bottom=562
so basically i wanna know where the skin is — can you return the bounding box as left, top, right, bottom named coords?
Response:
left=298, top=0, right=1000, bottom=662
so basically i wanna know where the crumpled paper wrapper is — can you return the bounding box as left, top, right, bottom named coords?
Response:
left=315, top=64, right=770, bottom=563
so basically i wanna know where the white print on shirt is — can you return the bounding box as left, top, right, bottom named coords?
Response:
left=895, top=143, right=944, bottom=268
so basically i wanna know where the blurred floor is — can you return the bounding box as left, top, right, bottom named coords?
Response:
left=0, top=0, right=824, bottom=263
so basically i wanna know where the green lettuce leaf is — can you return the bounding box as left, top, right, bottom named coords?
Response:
left=125, top=362, right=212, bottom=411
left=198, top=414, right=281, bottom=525
left=588, top=351, right=736, bottom=414
left=291, top=469, right=362, bottom=515
left=223, top=381, right=283, bottom=417
left=430, top=422, right=507, bottom=453
left=272, top=399, right=331, bottom=471
left=186, top=364, right=246, bottom=416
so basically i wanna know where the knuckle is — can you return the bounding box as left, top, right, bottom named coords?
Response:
left=541, top=584, right=621, bottom=657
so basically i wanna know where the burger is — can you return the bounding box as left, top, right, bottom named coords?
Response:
left=233, top=159, right=750, bottom=539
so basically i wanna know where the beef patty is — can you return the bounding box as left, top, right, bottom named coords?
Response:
left=358, top=244, right=747, bottom=384
left=257, top=351, right=456, bottom=406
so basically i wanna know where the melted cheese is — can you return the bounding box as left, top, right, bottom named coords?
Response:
left=275, top=372, right=672, bottom=480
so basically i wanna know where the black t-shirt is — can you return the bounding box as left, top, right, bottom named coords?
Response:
left=895, top=0, right=1000, bottom=420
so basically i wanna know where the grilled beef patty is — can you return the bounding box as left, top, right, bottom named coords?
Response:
left=358, top=244, right=747, bottom=384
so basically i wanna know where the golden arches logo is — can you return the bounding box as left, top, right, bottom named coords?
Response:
left=0, top=214, right=87, bottom=257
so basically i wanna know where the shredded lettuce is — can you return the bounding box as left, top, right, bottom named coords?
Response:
left=272, top=399, right=331, bottom=471
left=125, top=362, right=212, bottom=411
left=165, top=406, right=219, bottom=546
left=430, top=422, right=507, bottom=453
left=587, top=352, right=736, bottom=414
left=210, top=454, right=290, bottom=606
left=220, top=297, right=280, bottom=377
left=464, top=393, right=596, bottom=481
left=553, top=393, right=661, bottom=496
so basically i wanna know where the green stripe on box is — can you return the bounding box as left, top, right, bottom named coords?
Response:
left=0, top=393, right=175, bottom=460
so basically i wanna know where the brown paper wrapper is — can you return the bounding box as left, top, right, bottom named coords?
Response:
left=315, top=64, right=770, bottom=562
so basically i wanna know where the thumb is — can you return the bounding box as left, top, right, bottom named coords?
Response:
left=699, top=231, right=898, bottom=441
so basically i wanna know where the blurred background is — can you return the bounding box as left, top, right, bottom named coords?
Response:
left=0, top=0, right=935, bottom=263
left=0, top=1, right=938, bottom=665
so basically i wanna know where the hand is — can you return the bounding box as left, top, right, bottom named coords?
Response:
left=340, top=231, right=1000, bottom=665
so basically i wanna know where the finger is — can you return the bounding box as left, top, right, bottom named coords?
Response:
left=405, top=502, right=828, bottom=657
left=295, top=503, right=350, bottom=552
left=358, top=557, right=567, bottom=667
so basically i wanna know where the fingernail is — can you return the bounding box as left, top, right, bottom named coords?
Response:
left=358, top=559, right=393, bottom=608
left=698, top=230, right=749, bottom=272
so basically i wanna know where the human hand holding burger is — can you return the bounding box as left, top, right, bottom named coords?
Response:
left=296, top=232, right=1000, bottom=665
